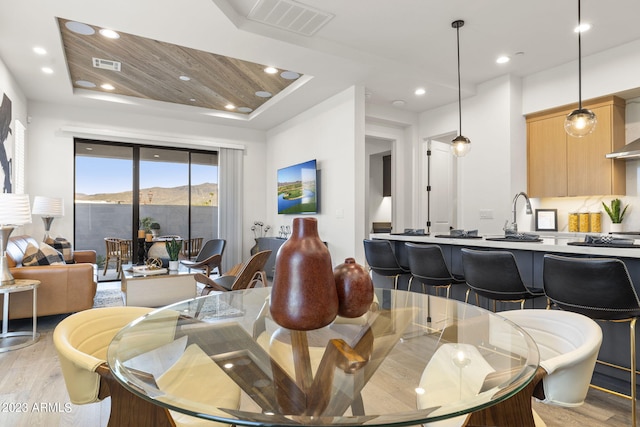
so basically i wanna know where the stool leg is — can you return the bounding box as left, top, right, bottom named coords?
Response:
left=632, top=318, right=637, bottom=427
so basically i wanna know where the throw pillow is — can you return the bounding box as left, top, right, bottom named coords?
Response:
left=52, top=237, right=74, bottom=264
left=22, top=242, right=65, bottom=266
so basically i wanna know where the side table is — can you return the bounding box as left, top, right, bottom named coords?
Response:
left=0, top=279, right=40, bottom=352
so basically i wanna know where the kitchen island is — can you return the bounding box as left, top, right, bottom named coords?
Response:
left=370, top=231, right=640, bottom=396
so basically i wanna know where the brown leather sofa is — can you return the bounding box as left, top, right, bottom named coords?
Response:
left=3, top=235, right=97, bottom=320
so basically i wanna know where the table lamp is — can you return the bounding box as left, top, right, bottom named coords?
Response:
left=31, top=196, right=64, bottom=242
left=0, top=194, right=32, bottom=286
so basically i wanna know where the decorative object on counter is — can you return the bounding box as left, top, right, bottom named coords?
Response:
left=333, top=257, right=374, bottom=318
left=585, top=235, right=634, bottom=246
left=579, top=212, right=590, bottom=233
left=277, top=225, right=291, bottom=239
left=603, top=198, right=628, bottom=233
left=436, top=229, right=481, bottom=239
left=534, top=209, right=558, bottom=232
left=250, top=221, right=271, bottom=255
left=504, top=230, right=541, bottom=241
left=564, top=0, right=597, bottom=137
left=590, top=212, right=602, bottom=233
left=568, top=212, right=579, bottom=232
left=165, top=238, right=181, bottom=271
left=270, top=217, right=338, bottom=330
left=450, top=19, right=471, bottom=157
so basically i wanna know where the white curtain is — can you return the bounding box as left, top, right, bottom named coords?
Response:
left=218, top=147, right=243, bottom=271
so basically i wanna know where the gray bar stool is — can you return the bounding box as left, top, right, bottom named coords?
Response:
left=543, top=253, right=640, bottom=427
left=363, top=239, right=410, bottom=290
left=461, top=248, right=545, bottom=311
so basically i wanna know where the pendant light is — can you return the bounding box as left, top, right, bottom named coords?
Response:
left=564, top=0, right=596, bottom=137
left=451, top=20, right=471, bottom=157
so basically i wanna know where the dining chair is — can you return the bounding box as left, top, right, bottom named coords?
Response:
left=417, top=309, right=602, bottom=427
left=363, top=239, right=410, bottom=290
left=543, top=254, right=640, bottom=427
left=54, top=306, right=239, bottom=427
left=181, top=237, right=203, bottom=260
left=103, top=237, right=121, bottom=276
left=461, top=248, right=545, bottom=311
left=118, top=239, right=133, bottom=276
left=180, top=238, right=226, bottom=276
left=195, top=249, right=271, bottom=295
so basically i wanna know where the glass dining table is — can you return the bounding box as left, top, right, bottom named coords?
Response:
left=108, top=287, right=540, bottom=426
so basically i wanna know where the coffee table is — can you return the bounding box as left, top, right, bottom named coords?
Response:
left=120, top=264, right=197, bottom=307
left=108, top=288, right=540, bottom=426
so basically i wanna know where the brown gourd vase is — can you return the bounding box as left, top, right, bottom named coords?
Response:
left=270, top=217, right=339, bottom=330
left=334, top=258, right=374, bottom=318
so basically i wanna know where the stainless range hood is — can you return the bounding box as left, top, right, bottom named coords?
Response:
left=606, top=138, right=640, bottom=159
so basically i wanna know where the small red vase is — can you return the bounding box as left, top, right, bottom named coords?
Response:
left=333, top=257, right=374, bottom=318
left=270, top=217, right=338, bottom=330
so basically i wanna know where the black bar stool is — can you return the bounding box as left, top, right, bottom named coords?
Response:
left=461, top=248, right=545, bottom=311
left=543, top=253, right=640, bottom=427
left=363, top=239, right=410, bottom=290
left=405, top=243, right=465, bottom=298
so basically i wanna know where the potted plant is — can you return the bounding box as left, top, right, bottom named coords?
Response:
left=140, top=217, right=155, bottom=233
left=165, top=238, right=182, bottom=270
left=603, top=198, right=628, bottom=233
left=150, top=222, right=161, bottom=237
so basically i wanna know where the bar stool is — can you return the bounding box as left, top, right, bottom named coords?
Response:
left=461, top=248, right=545, bottom=311
left=363, top=239, right=410, bottom=290
left=405, top=243, right=465, bottom=298
left=543, top=254, right=640, bottom=427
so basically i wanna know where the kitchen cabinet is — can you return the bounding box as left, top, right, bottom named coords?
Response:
left=526, top=96, right=626, bottom=197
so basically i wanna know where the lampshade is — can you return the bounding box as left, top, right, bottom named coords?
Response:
left=451, top=19, right=471, bottom=157
left=0, top=193, right=32, bottom=226
left=32, top=196, right=64, bottom=217
left=565, top=0, right=596, bottom=137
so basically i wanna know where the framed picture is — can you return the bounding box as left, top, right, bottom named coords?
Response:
left=535, top=209, right=558, bottom=232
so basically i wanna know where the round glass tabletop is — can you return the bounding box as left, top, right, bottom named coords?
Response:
left=108, top=288, right=539, bottom=426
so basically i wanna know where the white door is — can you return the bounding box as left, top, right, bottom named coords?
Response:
left=421, top=139, right=456, bottom=233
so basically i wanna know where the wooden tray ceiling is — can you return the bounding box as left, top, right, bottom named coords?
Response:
left=58, top=17, right=302, bottom=114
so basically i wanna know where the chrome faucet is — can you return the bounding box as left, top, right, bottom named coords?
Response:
left=507, top=192, right=533, bottom=233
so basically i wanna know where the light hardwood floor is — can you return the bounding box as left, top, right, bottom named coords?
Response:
left=0, top=302, right=633, bottom=426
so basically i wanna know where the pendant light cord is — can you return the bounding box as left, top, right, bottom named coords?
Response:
left=456, top=22, right=463, bottom=135
left=577, top=0, right=583, bottom=110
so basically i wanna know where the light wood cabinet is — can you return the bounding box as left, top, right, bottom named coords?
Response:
left=526, top=96, right=626, bottom=198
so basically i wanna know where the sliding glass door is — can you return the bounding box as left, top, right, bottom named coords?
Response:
left=74, top=139, right=219, bottom=281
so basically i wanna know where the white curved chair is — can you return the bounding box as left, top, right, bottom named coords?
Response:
left=417, top=309, right=602, bottom=427
left=499, top=309, right=603, bottom=408
left=54, top=306, right=240, bottom=427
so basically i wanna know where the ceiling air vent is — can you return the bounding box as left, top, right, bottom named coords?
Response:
left=248, top=0, right=334, bottom=36
left=92, top=57, right=121, bottom=71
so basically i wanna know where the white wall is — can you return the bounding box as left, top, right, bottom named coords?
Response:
left=266, top=86, right=364, bottom=266
left=25, top=101, right=267, bottom=254
left=419, top=75, right=528, bottom=234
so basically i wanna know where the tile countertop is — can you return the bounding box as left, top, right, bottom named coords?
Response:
left=370, top=232, right=640, bottom=259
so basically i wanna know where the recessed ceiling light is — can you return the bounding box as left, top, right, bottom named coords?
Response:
left=414, top=88, right=426, bottom=96
left=496, top=56, right=510, bottom=64
left=281, top=71, right=300, bottom=80
left=255, top=91, right=272, bottom=98
left=392, top=100, right=406, bottom=107
left=33, top=47, right=47, bottom=55
left=237, top=107, right=253, bottom=113
left=75, top=80, right=96, bottom=88
left=101, top=83, right=115, bottom=90
left=264, top=67, right=278, bottom=74
left=65, top=21, right=95, bottom=35
left=99, top=28, right=120, bottom=39
left=41, top=67, right=53, bottom=74
left=225, top=104, right=236, bottom=110
left=179, top=75, right=191, bottom=81
left=575, top=23, right=592, bottom=33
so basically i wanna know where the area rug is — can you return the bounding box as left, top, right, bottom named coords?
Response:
left=93, top=288, right=124, bottom=308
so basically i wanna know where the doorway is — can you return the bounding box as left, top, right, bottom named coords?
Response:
left=421, top=134, right=458, bottom=233
left=366, top=136, right=393, bottom=234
